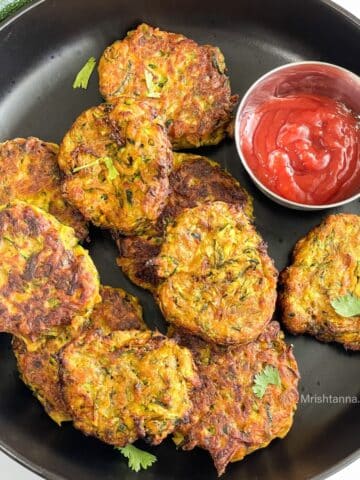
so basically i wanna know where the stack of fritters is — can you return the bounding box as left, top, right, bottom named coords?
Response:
left=114, top=178, right=298, bottom=474
left=13, top=285, right=147, bottom=424
left=95, top=23, right=298, bottom=475
left=0, top=137, right=88, bottom=240
left=0, top=23, right=301, bottom=477
left=0, top=203, right=198, bottom=442
left=57, top=24, right=239, bottom=235
left=115, top=152, right=254, bottom=292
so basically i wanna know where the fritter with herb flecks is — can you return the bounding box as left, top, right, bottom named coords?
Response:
left=58, top=98, right=173, bottom=234
left=0, top=201, right=100, bottom=349
left=90, top=285, right=146, bottom=332
left=171, top=322, right=299, bottom=476
left=13, top=331, right=73, bottom=424
left=279, top=213, right=360, bottom=350
left=115, top=153, right=253, bottom=292
left=13, top=285, right=146, bottom=424
left=60, top=330, right=199, bottom=446
left=98, top=24, right=237, bottom=149
left=156, top=201, right=277, bottom=345
left=0, top=137, right=87, bottom=240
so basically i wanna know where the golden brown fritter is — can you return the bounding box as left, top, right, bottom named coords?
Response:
left=171, top=322, right=299, bottom=476
left=90, top=285, right=146, bottom=332
left=60, top=330, right=199, bottom=446
left=160, top=153, right=254, bottom=228
left=98, top=24, right=237, bottom=149
left=116, top=234, right=163, bottom=292
left=115, top=153, right=253, bottom=292
left=12, top=331, right=73, bottom=424
left=13, top=285, right=146, bottom=424
left=279, top=214, right=360, bottom=350
left=0, top=201, right=100, bottom=348
left=156, top=201, right=277, bottom=345
left=58, top=98, right=173, bottom=234
left=0, top=137, right=88, bottom=241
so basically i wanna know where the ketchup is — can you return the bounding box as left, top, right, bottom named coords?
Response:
left=240, top=94, right=360, bottom=204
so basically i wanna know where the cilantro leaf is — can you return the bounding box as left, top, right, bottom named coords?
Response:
left=116, top=444, right=157, bottom=472
left=252, top=365, right=281, bottom=399
left=72, top=157, right=118, bottom=180
left=73, top=57, right=97, bottom=89
left=330, top=293, right=360, bottom=317
left=144, top=69, right=161, bottom=98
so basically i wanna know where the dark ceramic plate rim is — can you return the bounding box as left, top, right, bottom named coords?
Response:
left=0, top=0, right=359, bottom=479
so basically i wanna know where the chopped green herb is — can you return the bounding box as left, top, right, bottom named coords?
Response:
left=116, top=444, right=157, bottom=472
left=73, top=157, right=118, bottom=181
left=330, top=293, right=360, bottom=317
left=144, top=69, right=161, bottom=98
left=73, top=57, right=96, bottom=89
left=148, top=63, right=157, bottom=69
left=157, top=76, right=168, bottom=88
left=48, top=298, right=60, bottom=309
left=72, top=159, right=101, bottom=173
left=252, top=365, right=281, bottom=399
left=2, top=236, right=15, bottom=246
left=103, top=157, right=119, bottom=181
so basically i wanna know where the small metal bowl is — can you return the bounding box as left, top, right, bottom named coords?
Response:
left=235, top=61, right=360, bottom=210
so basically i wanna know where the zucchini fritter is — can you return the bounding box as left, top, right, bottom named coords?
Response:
left=58, top=98, right=173, bottom=234
left=116, top=153, right=253, bottom=291
left=171, top=322, right=299, bottom=476
left=60, top=330, right=199, bottom=446
left=0, top=201, right=100, bottom=347
left=90, top=285, right=146, bottom=332
left=280, top=214, right=360, bottom=350
left=156, top=201, right=277, bottom=345
left=98, top=24, right=237, bottom=149
left=0, top=137, right=88, bottom=241
left=116, top=234, right=163, bottom=292
left=12, top=331, right=73, bottom=424
left=12, top=285, right=146, bottom=424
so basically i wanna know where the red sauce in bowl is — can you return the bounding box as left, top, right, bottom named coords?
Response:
left=240, top=94, right=360, bottom=204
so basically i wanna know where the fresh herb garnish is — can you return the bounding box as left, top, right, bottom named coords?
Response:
left=72, top=159, right=100, bottom=173
left=73, top=57, right=97, bottom=89
left=330, top=293, right=360, bottom=317
left=252, top=365, right=281, bottom=399
left=102, top=157, right=119, bottom=181
left=144, top=69, right=161, bottom=98
left=73, top=157, right=119, bottom=180
left=116, top=444, right=157, bottom=472
left=48, top=298, right=60, bottom=309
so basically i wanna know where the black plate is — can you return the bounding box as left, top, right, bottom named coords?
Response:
left=0, top=1, right=359, bottom=479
